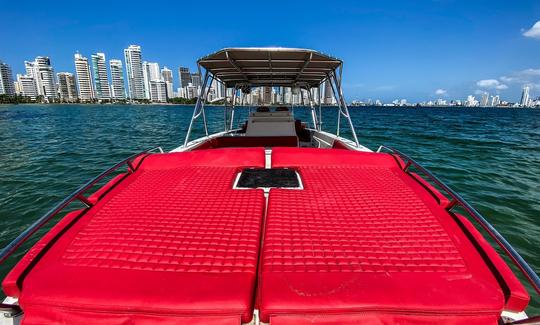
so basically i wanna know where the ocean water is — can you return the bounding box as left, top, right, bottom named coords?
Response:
left=0, top=104, right=539, bottom=313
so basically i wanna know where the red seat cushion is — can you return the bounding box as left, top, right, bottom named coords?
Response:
left=259, top=148, right=508, bottom=324
left=194, top=136, right=299, bottom=149
left=10, top=148, right=265, bottom=324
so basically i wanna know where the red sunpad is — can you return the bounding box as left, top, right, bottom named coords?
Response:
left=258, top=147, right=526, bottom=324
left=6, top=148, right=265, bottom=324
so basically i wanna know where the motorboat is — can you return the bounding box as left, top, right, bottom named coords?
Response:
left=1, top=47, right=538, bottom=324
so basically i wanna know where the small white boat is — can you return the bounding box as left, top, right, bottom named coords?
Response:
left=1, top=47, right=538, bottom=324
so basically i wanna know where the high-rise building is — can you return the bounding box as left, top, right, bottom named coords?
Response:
left=491, top=95, right=500, bottom=107
left=56, top=72, right=78, bottom=102
left=91, top=53, right=111, bottom=100
left=191, top=73, right=201, bottom=89
left=262, top=86, right=272, bottom=104
left=109, top=59, right=126, bottom=100
left=520, top=86, right=530, bottom=107
left=16, top=74, right=38, bottom=99
left=210, top=78, right=225, bottom=100
left=186, top=84, right=197, bottom=99
left=150, top=80, right=167, bottom=103
left=0, top=61, right=15, bottom=96
left=161, top=67, right=173, bottom=99
left=310, top=87, right=320, bottom=105
left=283, top=87, right=292, bottom=104
left=178, top=67, right=191, bottom=88
left=465, top=95, right=479, bottom=107
left=142, top=62, right=161, bottom=99
left=124, top=45, right=146, bottom=100
left=74, top=53, right=95, bottom=102
left=323, top=80, right=334, bottom=105
left=25, top=57, right=56, bottom=100
left=480, top=92, right=489, bottom=107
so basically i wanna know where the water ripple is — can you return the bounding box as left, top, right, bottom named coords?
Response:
left=0, top=104, right=538, bottom=312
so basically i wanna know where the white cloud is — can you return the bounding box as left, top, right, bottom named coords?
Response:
left=520, top=68, right=540, bottom=76
left=373, top=85, right=396, bottom=91
left=476, top=79, right=508, bottom=90
left=476, top=79, right=499, bottom=87
left=500, top=76, right=516, bottom=83
left=474, top=89, right=485, bottom=95
left=499, top=68, right=540, bottom=85
left=524, top=83, right=540, bottom=90
left=523, top=21, right=540, bottom=39
left=435, top=88, right=447, bottom=96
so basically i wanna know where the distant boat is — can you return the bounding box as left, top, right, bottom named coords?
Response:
left=1, top=47, right=538, bottom=324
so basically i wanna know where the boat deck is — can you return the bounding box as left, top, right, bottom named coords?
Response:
left=3, top=148, right=529, bottom=324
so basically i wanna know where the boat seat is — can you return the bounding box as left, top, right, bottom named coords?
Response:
left=4, top=148, right=266, bottom=324
left=194, top=136, right=299, bottom=149
left=258, top=147, right=528, bottom=324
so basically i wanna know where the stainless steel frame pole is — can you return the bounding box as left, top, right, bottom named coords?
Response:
left=318, top=84, right=322, bottom=131
left=332, top=68, right=359, bottom=146
left=306, top=87, right=319, bottom=130
left=327, top=72, right=342, bottom=137
left=230, top=88, right=237, bottom=130
left=184, top=70, right=210, bottom=146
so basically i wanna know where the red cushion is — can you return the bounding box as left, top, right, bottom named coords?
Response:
left=141, top=147, right=266, bottom=168
left=87, top=173, right=127, bottom=204
left=194, top=136, right=299, bottom=149
left=409, top=172, right=451, bottom=207
left=452, top=214, right=529, bottom=312
left=271, top=147, right=398, bottom=168
left=12, top=149, right=265, bottom=324
left=259, top=148, right=506, bottom=323
left=269, top=314, right=500, bottom=325
left=2, top=209, right=85, bottom=298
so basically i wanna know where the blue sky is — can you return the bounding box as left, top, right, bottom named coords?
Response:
left=2, top=0, right=540, bottom=102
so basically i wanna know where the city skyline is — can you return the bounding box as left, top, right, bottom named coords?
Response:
left=0, top=44, right=538, bottom=107
left=4, top=41, right=540, bottom=105
left=2, top=1, right=540, bottom=102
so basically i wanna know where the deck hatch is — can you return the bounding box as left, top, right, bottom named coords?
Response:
left=235, top=168, right=301, bottom=189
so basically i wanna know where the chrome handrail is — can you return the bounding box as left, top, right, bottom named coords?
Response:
left=0, top=146, right=163, bottom=265
left=377, top=145, right=540, bottom=296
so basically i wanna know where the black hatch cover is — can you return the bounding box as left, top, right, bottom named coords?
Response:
left=236, top=168, right=300, bottom=188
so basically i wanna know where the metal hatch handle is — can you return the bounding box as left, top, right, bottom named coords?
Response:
left=377, top=145, right=540, bottom=296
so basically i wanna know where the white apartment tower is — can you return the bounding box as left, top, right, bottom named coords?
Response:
left=109, top=59, right=126, bottom=100
left=16, top=74, right=38, bottom=99
left=150, top=80, right=167, bottom=103
left=25, top=57, right=56, bottom=100
left=323, top=80, right=335, bottom=105
left=124, top=45, right=145, bottom=100
left=74, top=53, right=95, bottom=102
left=520, top=86, right=530, bottom=107
left=143, top=62, right=161, bottom=99
left=480, top=92, right=489, bottom=107
left=161, top=67, right=173, bottom=99
left=0, top=61, right=16, bottom=96
left=91, top=53, right=111, bottom=100
left=262, top=86, right=272, bottom=105
left=57, top=72, right=78, bottom=102
left=491, top=95, right=500, bottom=107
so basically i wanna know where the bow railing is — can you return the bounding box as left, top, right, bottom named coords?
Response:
left=0, top=146, right=163, bottom=317
left=377, top=145, right=540, bottom=299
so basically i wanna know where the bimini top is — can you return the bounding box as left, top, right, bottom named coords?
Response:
left=197, top=47, right=342, bottom=88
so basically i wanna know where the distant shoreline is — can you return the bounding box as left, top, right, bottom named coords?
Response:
left=1, top=103, right=538, bottom=109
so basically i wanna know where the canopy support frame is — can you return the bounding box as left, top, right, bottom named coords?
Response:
left=183, top=69, right=210, bottom=146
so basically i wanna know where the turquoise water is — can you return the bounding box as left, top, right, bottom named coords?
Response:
left=0, top=104, right=539, bottom=313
